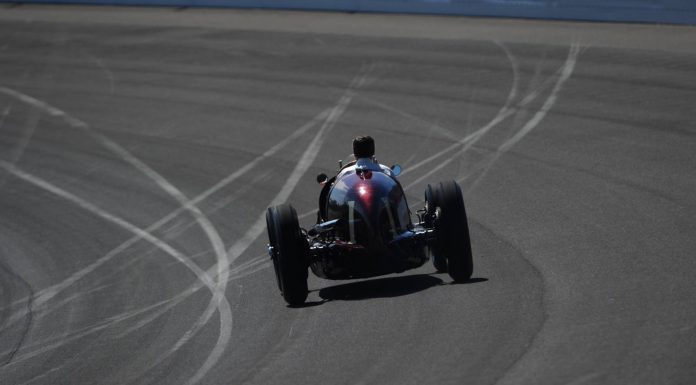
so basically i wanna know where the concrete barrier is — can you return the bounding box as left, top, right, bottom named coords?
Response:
left=3, top=0, right=696, bottom=25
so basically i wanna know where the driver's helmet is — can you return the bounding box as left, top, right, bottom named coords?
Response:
left=353, top=135, right=375, bottom=159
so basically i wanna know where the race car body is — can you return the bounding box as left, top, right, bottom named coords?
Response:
left=312, top=163, right=428, bottom=279
left=266, top=157, right=473, bottom=306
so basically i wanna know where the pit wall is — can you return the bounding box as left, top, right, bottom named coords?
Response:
left=4, top=0, right=696, bottom=25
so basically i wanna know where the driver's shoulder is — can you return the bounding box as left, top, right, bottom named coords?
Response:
left=336, top=161, right=393, bottom=180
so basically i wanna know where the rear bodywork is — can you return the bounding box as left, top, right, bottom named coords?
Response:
left=307, top=165, right=434, bottom=279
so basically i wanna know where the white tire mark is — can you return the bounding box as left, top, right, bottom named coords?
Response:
left=500, top=43, right=580, bottom=153
left=401, top=41, right=521, bottom=188
left=0, top=84, right=328, bottom=308
left=463, top=42, right=581, bottom=190
left=84, top=132, right=233, bottom=385
left=400, top=41, right=521, bottom=180
left=0, top=162, right=219, bottom=362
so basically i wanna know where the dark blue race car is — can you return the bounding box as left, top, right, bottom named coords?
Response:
left=266, top=157, right=473, bottom=306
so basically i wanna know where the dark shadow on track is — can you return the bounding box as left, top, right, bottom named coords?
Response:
left=291, top=274, right=488, bottom=307
left=318, top=274, right=442, bottom=301
left=315, top=273, right=486, bottom=302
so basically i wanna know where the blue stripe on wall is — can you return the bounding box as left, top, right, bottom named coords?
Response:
left=3, top=0, right=696, bottom=25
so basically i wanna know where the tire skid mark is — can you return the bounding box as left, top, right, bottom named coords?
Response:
left=401, top=41, right=520, bottom=188
left=500, top=43, right=580, bottom=153
left=406, top=42, right=580, bottom=192
left=161, top=248, right=216, bottom=267
left=0, top=293, right=185, bottom=366
left=0, top=84, right=329, bottom=312
left=0, top=204, right=270, bottom=340
left=205, top=169, right=273, bottom=215
left=111, top=257, right=270, bottom=340
left=227, top=261, right=271, bottom=282
left=404, top=44, right=578, bottom=198
left=0, top=251, right=268, bottom=366
left=0, top=161, right=218, bottom=335
left=81, top=127, right=233, bottom=385
left=399, top=41, right=520, bottom=181
left=357, top=95, right=462, bottom=142
left=16, top=363, right=65, bottom=385
left=10, top=283, right=115, bottom=332
left=0, top=90, right=233, bottom=368
left=462, top=42, right=581, bottom=191
left=0, top=87, right=216, bottom=310
left=496, top=41, right=521, bottom=108
left=400, top=42, right=576, bottom=186
left=402, top=120, right=441, bottom=167
left=158, top=169, right=274, bottom=247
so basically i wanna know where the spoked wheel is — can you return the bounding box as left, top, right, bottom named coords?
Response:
left=266, top=204, right=308, bottom=306
left=425, top=184, right=447, bottom=273
left=431, top=181, right=473, bottom=282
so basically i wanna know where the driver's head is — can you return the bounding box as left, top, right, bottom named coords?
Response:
left=353, top=135, right=375, bottom=159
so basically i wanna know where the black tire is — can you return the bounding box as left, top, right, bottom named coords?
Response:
left=266, top=204, right=308, bottom=305
left=434, top=181, right=473, bottom=282
left=425, top=184, right=447, bottom=273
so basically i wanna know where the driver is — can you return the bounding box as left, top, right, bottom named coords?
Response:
left=338, top=135, right=381, bottom=174
left=318, top=135, right=388, bottom=222
left=353, top=135, right=376, bottom=161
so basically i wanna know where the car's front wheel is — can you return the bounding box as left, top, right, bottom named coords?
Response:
left=433, top=181, right=473, bottom=282
left=266, top=204, right=308, bottom=305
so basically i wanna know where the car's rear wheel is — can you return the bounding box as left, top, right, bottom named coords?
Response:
left=425, top=184, right=447, bottom=273
left=266, top=204, right=308, bottom=305
left=433, top=181, right=473, bottom=282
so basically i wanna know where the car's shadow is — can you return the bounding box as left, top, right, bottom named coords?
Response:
left=292, top=274, right=488, bottom=307
left=318, top=274, right=442, bottom=302
left=304, top=274, right=488, bottom=304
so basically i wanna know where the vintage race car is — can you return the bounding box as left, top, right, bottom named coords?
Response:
left=266, top=158, right=473, bottom=306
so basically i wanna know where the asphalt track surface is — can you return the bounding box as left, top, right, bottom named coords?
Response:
left=0, top=5, right=695, bottom=385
